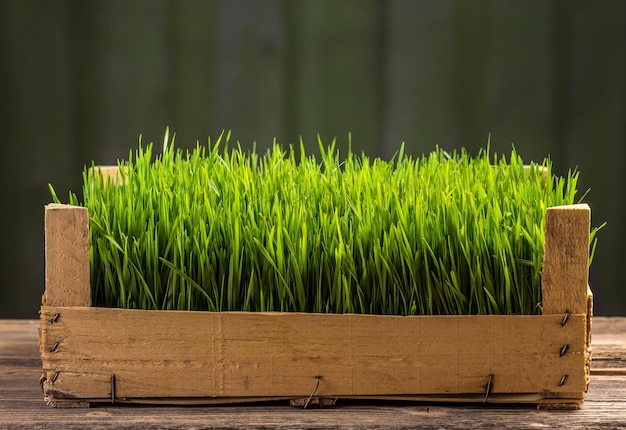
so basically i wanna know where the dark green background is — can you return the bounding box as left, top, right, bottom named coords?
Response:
left=1, top=0, right=624, bottom=317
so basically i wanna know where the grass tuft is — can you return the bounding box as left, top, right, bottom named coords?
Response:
left=49, top=132, right=603, bottom=315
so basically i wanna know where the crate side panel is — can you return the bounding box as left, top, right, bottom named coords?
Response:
left=40, top=308, right=588, bottom=401
left=585, top=287, right=593, bottom=392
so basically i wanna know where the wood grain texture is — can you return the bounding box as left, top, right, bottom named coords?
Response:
left=40, top=307, right=588, bottom=404
left=591, top=317, right=626, bottom=373
left=43, top=204, right=90, bottom=307
left=540, top=205, right=593, bottom=393
left=3, top=318, right=626, bottom=429
left=90, top=166, right=122, bottom=184
left=542, top=204, right=590, bottom=315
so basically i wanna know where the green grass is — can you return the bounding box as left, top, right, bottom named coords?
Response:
left=50, top=131, right=602, bottom=315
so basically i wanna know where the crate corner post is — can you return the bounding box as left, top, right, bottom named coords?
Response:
left=43, top=203, right=91, bottom=307
left=541, top=203, right=592, bottom=408
left=40, top=203, right=91, bottom=407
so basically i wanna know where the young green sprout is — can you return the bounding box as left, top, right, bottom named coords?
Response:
left=50, top=132, right=602, bottom=315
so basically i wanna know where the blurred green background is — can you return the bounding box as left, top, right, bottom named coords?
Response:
left=1, top=0, right=624, bottom=317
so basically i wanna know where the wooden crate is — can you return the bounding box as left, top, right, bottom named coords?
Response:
left=39, top=203, right=593, bottom=409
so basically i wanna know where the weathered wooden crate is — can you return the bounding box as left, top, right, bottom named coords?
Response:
left=39, top=202, right=593, bottom=409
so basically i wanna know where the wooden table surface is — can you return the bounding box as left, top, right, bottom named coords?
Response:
left=1, top=317, right=625, bottom=429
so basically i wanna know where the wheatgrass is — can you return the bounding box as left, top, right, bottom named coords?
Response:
left=50, top=132, right=603, bottom=315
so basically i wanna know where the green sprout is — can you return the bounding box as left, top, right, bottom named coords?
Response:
left=49, top=131, right=602, bottom=315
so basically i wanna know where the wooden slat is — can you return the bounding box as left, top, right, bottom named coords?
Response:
left=541, top=204, right=593, bottom=392
left=590, top=317, right=626, bottom=373
left=43, top=204, right=90, bottom=307
left=90, top=165, right=122, bottom=184
left=40, top=306, right=587, bottom=403
left=542, top=204, right=590, bottom=315
left=7, top=318, right=626, bottom=426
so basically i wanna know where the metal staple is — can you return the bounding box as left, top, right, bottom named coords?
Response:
left=111, top=374, right=116, bottom=404
left=304, top=376, right=322, bottom=409
left=484, top=374, right=494, bottom=404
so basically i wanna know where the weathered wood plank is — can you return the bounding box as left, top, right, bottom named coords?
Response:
left=540, top=202, right=593, bottom=395
left=39, top=307, right=587, bottom=403
left=542, top=204, right=590, bottom=315
left=0, top=320, right=39, bottom=371
left=591, top=317, right=626, bottom=373
left=90, top=166, right=122, bottom=184
left=43, top=204, right=90, bottom=307
left=3, top=318, right=626, bottom=428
